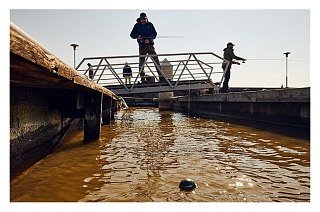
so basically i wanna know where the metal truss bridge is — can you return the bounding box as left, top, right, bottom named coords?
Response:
left=75, top=52, right=230, bottom=95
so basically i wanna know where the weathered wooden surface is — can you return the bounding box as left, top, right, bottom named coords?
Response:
left=10, top=23, right=116, bottom=99
left=10, top=23, right=121, bottom=178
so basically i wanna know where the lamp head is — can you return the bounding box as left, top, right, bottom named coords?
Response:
left=70, top=44, right=79, bottom=50
left=283, top=52, right=291, bottom=57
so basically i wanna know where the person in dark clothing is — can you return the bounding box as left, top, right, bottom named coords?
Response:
left=123, top=62, right=133, bottom=84
left=87, top=63, right=94, bottom=80
left=130, top=12, right=164, bottom=83
left=220, top=42, right=246, bottom=93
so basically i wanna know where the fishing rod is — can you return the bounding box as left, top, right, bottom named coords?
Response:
left=233, top=58, right=285, bottom=64
left=234, top=58, right=281, bottom=63
left=138, top=36, right=186, bottom=40
left=137, top=36, right=186, bottom=45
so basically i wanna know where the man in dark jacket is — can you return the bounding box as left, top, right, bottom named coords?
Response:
left=123, top=62, right=133, bottom=84
left=87, top=63, right=94, bottom=80
left=130, top=12, right=164, bottom=83
left=220, top=42, right=246, bottom=93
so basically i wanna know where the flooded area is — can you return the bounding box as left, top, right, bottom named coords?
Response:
left=10, top=107, right=310, bottom=202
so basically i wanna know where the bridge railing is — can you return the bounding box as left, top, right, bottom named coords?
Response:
left=75, top=52, right=230, bottom=92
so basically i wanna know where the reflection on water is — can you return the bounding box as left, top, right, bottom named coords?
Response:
left=10, top=108, right=310, bottom=202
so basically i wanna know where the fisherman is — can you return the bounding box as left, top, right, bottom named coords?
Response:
left=123, top=62, right=133, bottom=84
left=220, top=42, right=246, bottom=93
left=87, top=63, right=94, bottom=80
left=130, top=12, right=164, bottom=83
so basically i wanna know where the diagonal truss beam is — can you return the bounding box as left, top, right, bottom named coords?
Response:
left=75, top=52, right=227, bottom=94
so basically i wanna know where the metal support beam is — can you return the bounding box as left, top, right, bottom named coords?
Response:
left=97, top=65, right=107, bottom=83
left=75, top=52, right=227, bottom=95
left=174, top=54, right=192, bottom=87
left=181, top=61, right=196, bottom=81
left=104, top=58, right=129, bottom=91
left=130, top=56, right=149, bottom=91
left=150, top=56, right=174, bottom=88
left=192, top=54, right=215, bottom=87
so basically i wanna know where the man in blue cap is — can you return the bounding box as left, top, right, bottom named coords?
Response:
left=220, top=42, right=246, bottom=93
left=130, top=12, right=164, bottom=83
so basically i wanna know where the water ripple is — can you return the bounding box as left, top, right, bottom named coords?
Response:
left=10, top=108, right=310, bottom=202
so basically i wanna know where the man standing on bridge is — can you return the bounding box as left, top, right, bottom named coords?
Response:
left=221, top=42, right=246, bottom=93
left=130, top=12, right=164, bottom=83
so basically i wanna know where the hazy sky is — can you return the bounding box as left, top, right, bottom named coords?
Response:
left=10, top=9, right=309, bottom=88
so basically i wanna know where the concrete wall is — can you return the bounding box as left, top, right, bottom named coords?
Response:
left=173, top=88, right=310, bottom=132
left=10, top=85, right=72, bottom=177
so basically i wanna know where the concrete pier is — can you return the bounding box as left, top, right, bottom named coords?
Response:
left=10, top=23, right=121, bottom=177
left=158, top=58, right=174, bottom=110
left=173, top=88, right=310, bottom=132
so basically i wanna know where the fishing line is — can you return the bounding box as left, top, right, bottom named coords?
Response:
left=246, top=58, right=283, bottom=61
left=245, top=58, right=308, bottom=62
left=188, top=79, right=191, bottom=119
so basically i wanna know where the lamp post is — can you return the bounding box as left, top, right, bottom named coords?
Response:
left=70, top=43, right=79, bottom=69
left=283, top=52, right=290, bottom=88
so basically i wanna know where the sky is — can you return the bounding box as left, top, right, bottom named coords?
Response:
left=2, top=0, right=320, bottom=211
left=9, top=9, right=310, bottom=88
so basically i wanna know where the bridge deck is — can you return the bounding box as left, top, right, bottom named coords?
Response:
left=106, top=80, right=219, bottom=95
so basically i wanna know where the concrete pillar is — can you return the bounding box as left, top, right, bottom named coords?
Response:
left=83, top=91, right=102, bottom=142
left=159, top=92, right=173, bottom=110
left=159, top=58, right=174, bottom=110
left=102, top=95, right=111, bottom=125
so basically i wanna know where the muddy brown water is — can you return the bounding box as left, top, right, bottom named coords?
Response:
left=10, top=107, right=310, bottom=202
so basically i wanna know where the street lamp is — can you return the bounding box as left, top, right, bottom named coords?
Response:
left=283, top=52, right=291, bottom=88
left=70, top=43, right=79, bottom=69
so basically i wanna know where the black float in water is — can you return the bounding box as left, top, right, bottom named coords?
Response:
left=179, top=179, right=196, bottom=191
